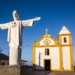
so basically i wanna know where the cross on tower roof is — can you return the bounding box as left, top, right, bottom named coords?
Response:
left=45, top=28, right=49, bottom=34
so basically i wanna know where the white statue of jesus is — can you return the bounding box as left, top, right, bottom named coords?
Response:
left=0, top=10, right=41, bottom=66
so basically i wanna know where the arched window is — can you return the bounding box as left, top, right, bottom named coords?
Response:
left=64, top=37, right=67, bottom=43
left=45, top=48, right=49, bottom=55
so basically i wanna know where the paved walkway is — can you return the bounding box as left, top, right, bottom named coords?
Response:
left=28, top=69, right=75, bottom=75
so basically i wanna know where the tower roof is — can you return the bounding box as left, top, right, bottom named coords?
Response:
left=59, top=26, right=71, bottom=34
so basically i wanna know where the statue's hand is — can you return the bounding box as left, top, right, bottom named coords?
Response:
left=34, top=17, right=41, bottom=21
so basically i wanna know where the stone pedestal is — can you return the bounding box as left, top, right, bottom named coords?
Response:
left=0, top=65, right=28, bottom=75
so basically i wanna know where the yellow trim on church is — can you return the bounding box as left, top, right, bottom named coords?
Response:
left=33, top=34, right=74, bottom=71
left=33, top=47, right=36, bottom=70
left=43, top=39, right=50, bottom=45
left=33, top=34, right=59, bottom=46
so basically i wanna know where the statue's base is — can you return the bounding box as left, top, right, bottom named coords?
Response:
left=0, top=65, right=28, bottom=75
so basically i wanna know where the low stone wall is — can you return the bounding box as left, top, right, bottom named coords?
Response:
left=0, top=65, right=28, bottom=75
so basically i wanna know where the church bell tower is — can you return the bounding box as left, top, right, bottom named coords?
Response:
left=58, top=26, right=74, bottom=71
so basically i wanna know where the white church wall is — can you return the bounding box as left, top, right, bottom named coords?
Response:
left=40, top=38, right=55, bottom=45
left=35, top=47, right=60, bottom=70
left=50, top=47, right=60, bottom=69
left=62, top=47, right=70, bottom=70
left=1, top=60, right=9, bottom=65
left=62, top=36, right=69, bottom=45
left=35, top=48, right=44, bottom=69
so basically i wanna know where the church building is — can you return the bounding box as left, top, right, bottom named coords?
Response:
left=33, top=26, right=74, bottom=71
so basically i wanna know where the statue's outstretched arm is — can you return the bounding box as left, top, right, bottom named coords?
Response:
left=0, top=23, right=10, bottom=30
left=22, top=17, right=41, bottom=27
left=33, top=17, right=41, bottom=21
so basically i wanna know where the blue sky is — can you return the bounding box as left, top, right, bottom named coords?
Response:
left=0, top=0, right=75, bottom=65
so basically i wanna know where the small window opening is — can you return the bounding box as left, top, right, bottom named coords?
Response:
left=64, top=37, right=67, bottom=43
left=45, top=49, right=49, bottom=55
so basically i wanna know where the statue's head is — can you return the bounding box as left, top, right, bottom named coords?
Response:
left=13, top=10, right=20, bottom=21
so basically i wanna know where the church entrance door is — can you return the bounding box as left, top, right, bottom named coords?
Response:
left=45, top=60, right=50, bottom=71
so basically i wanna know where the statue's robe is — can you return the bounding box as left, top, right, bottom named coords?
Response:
left=0, top=19, right=34, bottom=65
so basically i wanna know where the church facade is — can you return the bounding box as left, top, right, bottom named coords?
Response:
left=33, top=26, right=74, bottom=71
